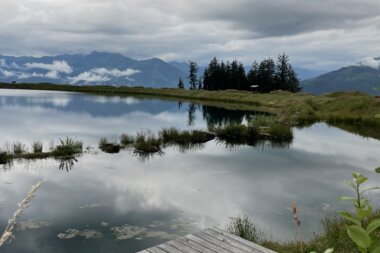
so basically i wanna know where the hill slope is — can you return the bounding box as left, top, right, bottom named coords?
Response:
left=302, top=64, right=380, bottom=95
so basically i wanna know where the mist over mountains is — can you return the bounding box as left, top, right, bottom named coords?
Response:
left=0, top=51, right=186, bottom=87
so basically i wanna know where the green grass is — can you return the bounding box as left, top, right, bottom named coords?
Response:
left=159, top=127, right=215, bottom=146
left=212, top=124, right=259, bottom=145
left=228, top=212, right=380, bottom=253
left=120, top=134, right=135, bottom=146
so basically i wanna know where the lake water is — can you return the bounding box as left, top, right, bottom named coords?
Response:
left=0, top=89, right=380, bottom=253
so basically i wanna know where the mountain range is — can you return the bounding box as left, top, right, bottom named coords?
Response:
left=0, top=51, right=186, bottom=87
left=301, top=58, right=380, bottom=95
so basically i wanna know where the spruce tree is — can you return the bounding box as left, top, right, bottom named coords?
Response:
left=188, top=61, right=198, bottom=90
left=177, top=77, right=184, bottom=89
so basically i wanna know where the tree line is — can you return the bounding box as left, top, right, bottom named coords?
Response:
left=179, top=53, right=300, bottom=93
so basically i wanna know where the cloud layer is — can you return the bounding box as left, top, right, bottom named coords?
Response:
left=68, top=68, right=141, bottom=84
left=0, top=0, right=380, bottom=70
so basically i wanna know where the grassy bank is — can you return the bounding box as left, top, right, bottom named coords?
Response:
left=227, top=213, right=380, bottom=253
left=1, top=83, right=380, bottom=139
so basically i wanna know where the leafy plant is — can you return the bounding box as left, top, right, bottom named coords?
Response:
left=338, top=171, right=380, bottom=253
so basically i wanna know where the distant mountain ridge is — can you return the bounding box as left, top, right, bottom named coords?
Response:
left=0, top=51, right=186, bottom=88
left=302, top=59, right=380, bottom=95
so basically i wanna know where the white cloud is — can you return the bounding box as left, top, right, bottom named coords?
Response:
left=358, top=57, right=380, bottom=69
left=91, top=68, right=140, bottom=78
left=68, top=68, right=140, bottom=84
left=0, top=1, right=380, bottom=70
left=0, top=59, right=8, bottom=68
left=68, top=71, right=111, bottom=84
left=0, top=69, right=16, bottom=78
left=24, top=61, right=73, bottom=74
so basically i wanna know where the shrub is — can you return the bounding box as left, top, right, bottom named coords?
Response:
left=32, top=141, right=43, bottom=153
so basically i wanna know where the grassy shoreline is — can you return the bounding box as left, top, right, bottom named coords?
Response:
left=1, top=83, right=380, bottom=139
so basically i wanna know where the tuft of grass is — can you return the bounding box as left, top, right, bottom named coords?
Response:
left=12, top=141, right=27, bottom=154
left=268, top=124, right=293, bottom=142
left=52, top=137, right=83, bottom=157
left=226, top=216, right=262, bottom=243
left=120, top=134, right=135, bottom=146
left=134, top=132, right=162, bottom=154
left=32, top=141, right=43, bottom=153
left=160, top=127, right=215, bottom=146
left=98, top=138, right=121, bottom=154
left=212, top=124, right=259, bottom=145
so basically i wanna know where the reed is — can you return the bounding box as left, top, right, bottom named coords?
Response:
left=0, top=180, right=46, bottom=247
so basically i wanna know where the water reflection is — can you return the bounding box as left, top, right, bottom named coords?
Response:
left=57, top=157, right=78, bottom=172
left=0, top=89, right=380, bottom=253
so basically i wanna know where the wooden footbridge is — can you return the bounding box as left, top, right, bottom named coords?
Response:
left=137, top=228, right=276, bottom=253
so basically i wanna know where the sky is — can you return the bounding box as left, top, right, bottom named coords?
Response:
left=1, top=0, right=380, bottom=70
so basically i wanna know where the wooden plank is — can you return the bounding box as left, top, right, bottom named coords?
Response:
left=136, top=228, right=278, bottom=253
left=210, top=228, right=277, bottom=253
left=202, top=229, right=255, bottom=253
left=176, top=237, right=217, bottom=253
left=166, top=240, right=201, bottom=253
left=185, top=234, right=232, bottom=253
left=157, top=243, right=186, bottom=253
left=195, top=230, right=248, bottom=253
left=147, top=248, right=168, bottom=253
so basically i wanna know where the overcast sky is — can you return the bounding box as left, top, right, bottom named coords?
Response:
left=1, top=0, right=380, bottom=70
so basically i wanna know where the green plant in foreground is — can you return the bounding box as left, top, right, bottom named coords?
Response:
left=338, top=171, right=380, bottom=253
left=226, top=215, right=262, bottom=243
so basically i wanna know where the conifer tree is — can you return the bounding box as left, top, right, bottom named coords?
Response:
left=188, top=61, right=198, bottom=90
left=177, top=77, right=184, bottom=89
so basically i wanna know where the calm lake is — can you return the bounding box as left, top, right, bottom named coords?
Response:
left=0, top=89, right=380, bottom=253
